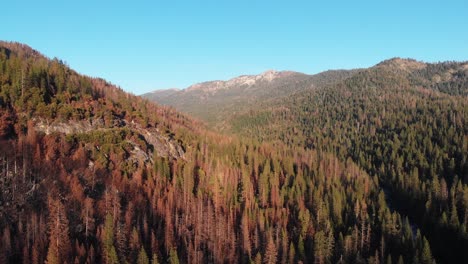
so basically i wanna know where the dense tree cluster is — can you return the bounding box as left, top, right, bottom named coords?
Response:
left=0, top=43, right=461, bottom=264
left=227, top=63, right=468, bottom=263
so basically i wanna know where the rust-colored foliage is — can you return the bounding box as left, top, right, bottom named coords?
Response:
left=0, top=42, right=452, bottom=264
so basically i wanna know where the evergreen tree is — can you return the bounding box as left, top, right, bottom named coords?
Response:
left=288, top=242, right=296, bottom=264
left=46, top=198, right=71, bottom=264
left=168, top=248, right=179, bottom=264
left=420, top=237, right=433, bottom=264
left=264, top=235, right=277, bottom=264
left=137, top=246, right=149, bottom=264
left=103, top=213, right=117, bottom=264
left=152, top=253, right=160, bottom=264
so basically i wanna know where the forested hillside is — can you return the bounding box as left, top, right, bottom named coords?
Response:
left=169, top=58, right=468, bottom=263
left=0, top=43, right=448, bottom=263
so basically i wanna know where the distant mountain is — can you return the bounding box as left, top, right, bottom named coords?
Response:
left=143, top=88, right=180, bottom=102
left=143, top=58, right=467, bottom=129
left=375, top=57, right=427, bottom=71
left=142, top=68, right=359, bottom=127
left=184, top=70, right=303, bottom=92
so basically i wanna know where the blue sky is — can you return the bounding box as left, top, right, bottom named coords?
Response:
left=3, top=0, right=468, bottom=94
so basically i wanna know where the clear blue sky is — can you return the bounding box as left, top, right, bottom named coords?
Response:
left=3, top=0, right=468, bottom=94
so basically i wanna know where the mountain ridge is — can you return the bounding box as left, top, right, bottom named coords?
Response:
left=184, top=70, right=304, bottom=92
left=142, top=67, right=361, bottom=127
left=145, top=57, right=468, bottom=97
left=143, top=58, right=467, bottom=123
left=144, top=68, right=352, bottom=96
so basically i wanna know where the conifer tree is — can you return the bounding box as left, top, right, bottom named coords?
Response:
left=264, top=235, right=277, bottom=264
left=137, top=246, right=149, bottom=264
left=168, top=248, right=179, bottom=264
left=46, top=198, right=71, bottom=264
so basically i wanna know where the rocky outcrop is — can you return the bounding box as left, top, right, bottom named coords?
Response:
left=34, top=118, right=185, bottom=162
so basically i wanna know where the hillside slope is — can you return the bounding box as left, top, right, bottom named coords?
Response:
left=0, top=42, right=443, bottom=263
left=163, top=57, right=468, bottom=263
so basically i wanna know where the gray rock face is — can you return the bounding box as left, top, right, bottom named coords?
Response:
left=34, top=118, right=185, bottom=164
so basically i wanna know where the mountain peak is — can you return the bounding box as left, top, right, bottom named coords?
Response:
left=259, top=69, right=278, bottom=80
left=376, top=57, right=426, bottom=71
left=149, top=88, right=180, bottom=93
left=185, top=70, right=299, bottom=92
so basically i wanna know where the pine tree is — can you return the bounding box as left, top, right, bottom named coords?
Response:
left=288, top=242, right=296, bottom=264
left=241, top=211, right=252, bottom=257
left=46, top=198, right=71, bottom=264
left=449, top=202, right=460, bottom=227
left=314, top=231, right=326, bottom=264
left=152, top=253, right=160, bottom=264
left=298, top=235, right=305, bottom=261
left=420, top=237, right=433, bottom=264
left=168, top=248, right=179, bottom=264
left=108, top=246, right=119, bottom=264
left=103, top=213, right=118, bottom=264
left=81, top=197, right=95, bottom=238
left=137, top=246, right=149, bottom=264
left=254, top=252, right=262, bottom=264
left=264, top=235, right=277, bottom=264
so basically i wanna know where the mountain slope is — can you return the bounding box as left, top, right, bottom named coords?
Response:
left=232, top=60, right=468, bottom=263
left=143, top=88, right=180, bottom=103
left=142, top=69, right=359, bottom=128
left=159, top=58, right=468, bottom=263
left=0, top=42, right=439, bottom=264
